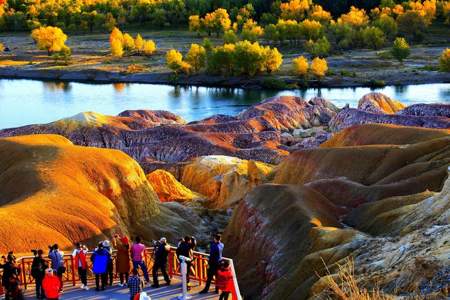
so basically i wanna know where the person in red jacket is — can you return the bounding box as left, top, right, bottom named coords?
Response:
left=72, top=243, right=89, bottom=290
left=215, top=259, right=234, bottom=300
left=42, top=268, right=61, bottom=300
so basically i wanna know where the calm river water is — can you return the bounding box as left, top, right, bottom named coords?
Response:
left=0, top=79, right=448, bottom=129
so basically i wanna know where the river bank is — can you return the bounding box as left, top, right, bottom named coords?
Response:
left=0, top=66, right=449, bottom=89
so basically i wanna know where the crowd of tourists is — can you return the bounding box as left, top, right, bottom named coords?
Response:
left=0, top=233, right=233, bottom=300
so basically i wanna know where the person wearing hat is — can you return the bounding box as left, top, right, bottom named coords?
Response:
left=42, top=268, right=61, bottom=300
left=113, top=233, right=131, bottom=287
left=151, top=237, right=171, bottom=288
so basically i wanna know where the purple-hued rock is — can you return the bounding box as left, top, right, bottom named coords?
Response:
left=397, top=103, right=450, bottom=118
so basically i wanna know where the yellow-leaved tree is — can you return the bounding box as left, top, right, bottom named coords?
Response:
left=31, top=26, right=68, bottom=55
left=292, top=56, right=309, bottom=76
left=338, top=6, right=369, bottom=27
left=439, top=48, right=450, bottom=72
left=186, top=44, right=206, bottom=73
left=166, top=49, right=191, bottom=74
left=143, top=40, right=157, bottom=56
left=111, top=38, right=124, bottom=58
left=123, top=33, right=135, bottom=52
left=311, top=57, right=328, bottom=79
left=263, top=46, right=283, bottom=73
left=135, top=34, right=144, bottom=54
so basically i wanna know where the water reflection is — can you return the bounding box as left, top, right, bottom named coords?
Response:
left=0, top=79, right=448, bottom=129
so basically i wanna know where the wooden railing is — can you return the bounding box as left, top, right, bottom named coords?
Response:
left=0, top=246, right=242, bottom=299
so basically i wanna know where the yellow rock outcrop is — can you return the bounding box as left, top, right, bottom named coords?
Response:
left=180, top=155, right=273, bottom=208
left=358, top=92, right=406, bottom=114
left=146, top=169, right=202, bottom=202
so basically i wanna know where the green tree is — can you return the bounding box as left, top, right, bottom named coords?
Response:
left=361, top=26, right=386, bottom=50
left=391, top=37, right=410, bottom=63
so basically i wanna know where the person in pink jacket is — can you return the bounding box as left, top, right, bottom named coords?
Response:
left=130, top=236, right=150, bottom=284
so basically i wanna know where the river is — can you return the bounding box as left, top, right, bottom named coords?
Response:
left=0, top=79, right=449, bottom=129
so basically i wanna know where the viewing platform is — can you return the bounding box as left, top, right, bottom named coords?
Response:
left=1, top=246, right=241, bottom=300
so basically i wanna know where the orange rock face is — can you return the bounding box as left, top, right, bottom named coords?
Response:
left=146, top=169, right=202, bottom=202
left=357, top=92, right=406, bottom=114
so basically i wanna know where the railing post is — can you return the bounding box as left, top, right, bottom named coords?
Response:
left=21, top=259, right=27, bottom=290
left=70, top=256, right=76, bottom=287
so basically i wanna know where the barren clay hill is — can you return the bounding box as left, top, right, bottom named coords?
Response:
left=0, top=96, right=339, bottom=171
left=0, top=134, right=202, bottom=253
left=224, top=124, right=450, bottom=299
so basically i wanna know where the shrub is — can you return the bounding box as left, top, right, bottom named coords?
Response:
left=439, top=48, right=450, bottom=72
left=122, top=33, right=135, bottom=51
left=397, top=11, right=427, bottom=42
left=31, top=26, right=68, bottom=55
left=166, top=49, right=191, bottom=74
left=207, top=43, right=235, bottom=75
left=109, top=27, right=123, bottom=44
left=373, top=14, right=397, bottom=39
left=311, top=57, right=328, bottom=79
left=391, top=37, right=410, bottom=62
left=186, top=44, right=206, bottom=73
left=134, top=34, right=144, bottom=53
left=110, top=38, right=123, bottom=57
left=299, top=19, right=322, bottom=40
left=223, top=30, right=238, bottom=43
left=305, top=36, right=331, bottom=57
left=292, top=56, right=309, bottom=76
left=233, top=40, right=265, bottom=76
left=241, top=19, right=264, bottom=42
left=361, top=26, right=386, bottom=49
left=262, top=46, right=283, bottom=73
left=51, top=45, right=71, bottom=64
left=143, top=40, right=156, bottom=56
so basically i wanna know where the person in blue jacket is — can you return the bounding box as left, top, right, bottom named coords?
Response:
left=91, top=243, right=110, bottom=291
left=200, top=234, right=224, bottom=294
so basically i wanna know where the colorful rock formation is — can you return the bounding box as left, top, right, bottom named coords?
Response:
left=357, top=92, right=406, bottom=114
left=146, top=169, right=202, bottom=203
left=0, top=134, right=209, bottom=253
left=0, top=96, right=339, bottom=170
left=224, top=124, right=450, bottom=299
left=180, top=156, right=273, bottom=209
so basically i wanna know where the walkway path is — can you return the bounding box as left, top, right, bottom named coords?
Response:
left=23, top=277, right=219, bottom=300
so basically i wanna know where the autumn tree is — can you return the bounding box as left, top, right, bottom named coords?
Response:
left=262, top=46, right=283, bottom=73
left=186, top=43, right=206, bottom=73
left=135, top=34, right=144, bottom=54
left=391, top=37, right=410, bottom=63
left=207, top=43, right=236, bottom=75
left=31, top=26, right=68, bottom=56
left=309, top=5, right=331, bottom=23
left=203, top=8, right=231, bottom=37
left=439, top=48, right=450, bottom=72
left=311, top=57, right=328, bottom=79
left=143, top=40, right=156, bottom=56
left=305, top=36, right=331, bottom=57
left=166, top=49, right=191, bottom=74
left=292, top=55, right=309, bottom=76
left=338, top=6, right=369, bottom=27
left=241, top=19, right=264, bottom=42
left=109, top=27, right=123, bottom=44
left=0, top=42, right=4, bottom=52
left=397, top=11, right=427, bottom=42
left=280, top=0, right=311, bottom=21
left=189, top=15, right=201, bottom=34
left=111, top=38, right=124, bottom=57
left=223, top=30, right=238, bottom=43
left=299, top=19, right=322, bottom=40
left=373, top=14, right=397, bottom=39
left=361, top=26, right=386, bottom=49
left=123, top=33, right=135, bottom=52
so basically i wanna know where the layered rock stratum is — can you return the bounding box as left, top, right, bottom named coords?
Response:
left=224, top=124, right=449, bottom=299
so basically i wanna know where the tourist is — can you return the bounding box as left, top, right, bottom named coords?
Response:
left=151, top=237, right=171, bottom=288
left=113, top=233, right=131, bottom=287
left=31, top=249, right=48, bottom=299
left=42, top=268, right=60, bottom=300
left=176, top=236, right=195, bottom=289
left=216, top=260, right=233, bottom=300
left=48, top=244, right=65, bottom=292
left=72, top=243, right=89, bottom=290
left=130, top=236, right=150, bottom=284
left=91, top=242, right=110, bottom=291
left=128, top=268, right=143, bottom=300
left=102, top=240, right=114, bottom=286
left=1, top=252, right=23, bottom=300
left=200, top=233, right=224, bottom=294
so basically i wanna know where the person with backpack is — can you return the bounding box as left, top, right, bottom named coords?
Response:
left=130, top=236, right=150, bottom=285
left=42, top=268, right=61, bottom=300
left=91, top=243, right=110, bottom=291
left=216, top=259, right=234, bottom=300
left=72, top=243, right=89, bottom=290
left=151, top=237, right=171, bottom=288
left=31, top=250, right=48, bottom=299
left=113, top=234, right=131, bottom=287
left=48, top=244, right=65, bottom=292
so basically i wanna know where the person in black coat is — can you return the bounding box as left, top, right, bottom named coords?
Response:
left=1, top=252, right=23, bottom=300
left=176, top=236, right=195, bottom=288
left=151, top=237, right=171, bottom=288
left=31, top=250, right=48, bottom=299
